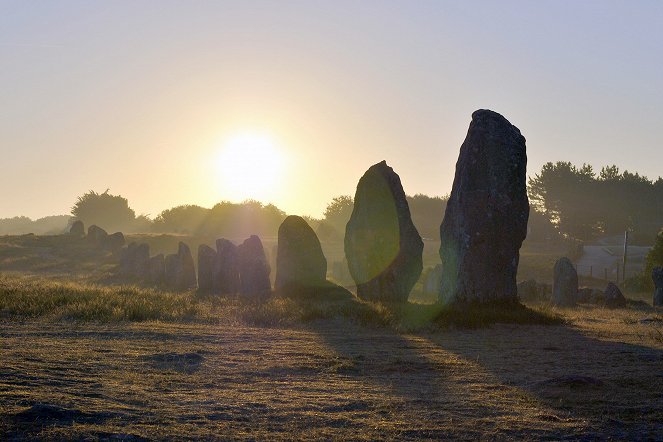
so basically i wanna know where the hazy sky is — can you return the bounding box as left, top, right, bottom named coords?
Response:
left=1, top=1, right=662, bottom=219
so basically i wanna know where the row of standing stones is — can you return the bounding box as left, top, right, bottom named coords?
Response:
left=69, top=109, right=663, bottom=306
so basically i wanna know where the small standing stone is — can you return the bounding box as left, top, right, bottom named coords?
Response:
left=552, top=257, right=578, bottom=307
left=133, top=243, right=150, bottom=277
left=237, top=235, right=271, bottom=297
left=197, top=244, right=217, bottom=292
left=275, top=215, right=328, bottom=296
left=215, top=239, right=240, bottom=294
left=604, top=282, right=626, bottom=308
left=148, top=254, right=165, bottom=285
left=652, top=267, right=663, bottom=307
left=163, top=242, right=197, bottom=291
left=69, top=220, right=84, bottom=237
left=87, top=225, right=108, bottom=245
left=423, top=265, right=443, bottom=298
left=103, top=232, right=125, bottom=253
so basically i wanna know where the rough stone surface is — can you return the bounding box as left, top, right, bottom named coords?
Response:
left=164, top=242, right=197, bottom=291
left=652, top=267, right=663, bottom=307
left=214, top=239, right=240, bottom=294
left=118, top=242, right=149, bottom=277
left=439, top=110, right=529, bottom=305
left=197, top=244, right=217, bottom=292
left=119, top=243, right=138, bottom=275
left=148, top=254, right=165, bottom=285
left=237, top=235, right=271, bottom=296
left=604, top=282, right=626, bottom=308
left=103, top=232, right=125, bottom=253
left=577, top=287, right=604, bottom=304
left=552, top=257, right=578, bottom=307
left=87, top=225, right=108, bottom=245
left=275, top=216, right=328, bottom=296
left=69, top=220, right=84, bottom=237
left=345, top=160, right=423, bottom=302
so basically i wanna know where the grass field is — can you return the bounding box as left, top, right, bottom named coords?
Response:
left=1, top=234, right=662, bottom=440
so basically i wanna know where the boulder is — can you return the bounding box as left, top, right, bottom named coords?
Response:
left=87, top=225, right=108, bottom=245
left=552, top=257, right=578, bottom=307
left=69, top=220, right=84, bottom=237
left=237, top=235, right=271, bottom=296
left=275, top=215, right=328, bottom=296
left=197, top=244, right=217, bottom=292
left=604, top=282, right=626, bottom=308
left=148, top=254, right=165, bottom=285
left=163, top=242, right=197, bottom=291
left=652, top=267, right=663, bottom=307
left=214, top=239, right=240, bottom=294
left=118, top=242, right=149, bottom=278
left=577, top=287, right=604, bottom=304
left=439, top=110, right=529, bottom=305
left=345, top=160, right=423, bottom=302
left=517, top=279, right=549, bottom=303
left=103, top=232, right=125, bottom=253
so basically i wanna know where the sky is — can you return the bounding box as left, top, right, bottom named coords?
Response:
left=1, top=0, right=662, bottom=219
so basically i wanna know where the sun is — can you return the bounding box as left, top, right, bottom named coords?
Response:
left=215, top=132, right=286, bottom=202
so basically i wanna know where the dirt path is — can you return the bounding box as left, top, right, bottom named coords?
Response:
left=1, top=312, right=662, bottom=440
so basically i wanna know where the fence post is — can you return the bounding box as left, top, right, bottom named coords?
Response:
left=590, top=266, right=593, bottom=277
left=604, top=268, right=608, bottom=280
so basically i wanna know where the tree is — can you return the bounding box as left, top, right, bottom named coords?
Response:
left=406, top=194, right=447, bottom=239
left=153, top=205, right=210, bottom=234
left=322, top=195, right=354, bottom=239
left=71, top=190, right=136, bottom=232
left=644, top=229, right=663, bottom=290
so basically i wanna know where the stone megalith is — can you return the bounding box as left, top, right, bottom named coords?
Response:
left=237, top=235, right=271, bottom=296
left=552, top=257, right=578, bottom=307
left=103, top=232, right=125, bottom=253
left=197, top=244, right=217, bottom=292
left=148, top=254, right=165, bottom=285
left=652, top=267, right=663, bottom=307
left=439, top=110, right=529, bottom=305
left=214, top=239, right=240, bottom=294
left=69, top=220, right=84, bottom=237
left=164, top=242, right=197, bottom=291
left=275, top=215, right=328, bottom=296
left=133, top=243, right=150, bottom=277
left=87, top=225, right=108, bottom=245
left=345, top=160, right=423, bottom=302
left=604, top=282, right=626, bottom=308
left=119, top=243, right=138, bottom=275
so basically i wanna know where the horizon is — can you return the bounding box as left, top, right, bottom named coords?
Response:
left=2, top=1, right=662, bottom=220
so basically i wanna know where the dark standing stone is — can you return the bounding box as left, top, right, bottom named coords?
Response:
left=148, top=254, right=165, bottom=285
left=604, top=282, right=626, bottom=308
left=652, top=267, right=663, bottom=307
left=275, top=216, right=328, bottom=296
left=164, top=254, right=179, bottom=288
left=237, top=235, right=271, bottom=297
left=345, top=160, right=423, bottom=302
left=552, top=257, right=578, bottom=307
left=69, top=220, right=84, bottom=237
left=103, top=232, right=125, bottom=253
left=163, top=242, right=197, bottom=291
left=214, top=239, right=240, bottom=294
left=87, top=225, right=108, bottom=246
left=439, top=110, right=529, bottom=305
left=119, top=243, right=138, bottom=275
left=197, top=244, right=217, bottom=292
left=133, top=243, right=150, bottom=277
left=517, top=279, right=549, bottom=303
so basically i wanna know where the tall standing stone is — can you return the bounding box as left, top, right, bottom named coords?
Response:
left=87, top=225, right=108, bottom=246
left=215, top=239, right=240, bottom=294
left=345, top=160, right=423, bottom=302
left=197, top=244, right=217, bottom=292
left=103, top=232, right=125, bottom=253
left=653, top=267, right=663, bottom=307
left=439, top=109, right=529, bottom=305
left=552, top=257, right=578, bottom=307
left=604, top=282, right=626, bottom=308
left=237, top=235, right=271, bottom=296
left=276, top=215, right=328, bottom=296
left=133, top=243, right=150, bottom=277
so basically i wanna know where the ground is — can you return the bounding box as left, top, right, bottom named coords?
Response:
left=1, top=307, right=662, bottom=441
left=0, top=234, right=661, bottom=440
